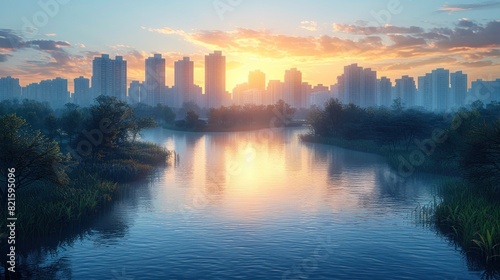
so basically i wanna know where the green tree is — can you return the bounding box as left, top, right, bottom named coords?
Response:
left=0, top=114, right=69, bottom=198
left=185, top=110, right=200, bottom=128
left=60, top=103, right=84, bottom=143
left=460, top=119, right=500, bottom=187
left=130, top=117, right=157, bottom=142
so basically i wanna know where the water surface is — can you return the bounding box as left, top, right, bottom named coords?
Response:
left=10, top=128, right=485, bottom=279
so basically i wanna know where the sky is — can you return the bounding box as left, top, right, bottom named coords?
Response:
left=1, top=0, right=500, bottom=92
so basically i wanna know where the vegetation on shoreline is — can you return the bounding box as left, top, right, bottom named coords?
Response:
left=304, top=98, right=500, bottom=268
left=0, top=97, right=171, bottom=240
left=170, top=100, right=297, bottom=132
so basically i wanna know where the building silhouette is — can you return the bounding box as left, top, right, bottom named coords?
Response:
left=377, top=77, right=392, bottom=107
left=174, top=57, right=197, bottom=107
left=450, top=71, right=468, bottom=108
left=73, top=76, right=90, bottom=106
left=0, top=76, right=21, bottom=101
left=91, top=54, right=127, bottom=101
left=205, top=51, right=226, bottom=108
left=432, top=68, right=450, bottom=111
left=418, top=73, right=432, bottom=110
left=395, top=75, right=417, bottom=108
left=284, top=68, right=304, bottom=108
left=144, top=54, right=166, bottom=106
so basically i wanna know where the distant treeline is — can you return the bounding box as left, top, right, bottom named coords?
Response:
left=173, top=100, right=297, bottom=131
left=306, top=98, right=500, bottom=183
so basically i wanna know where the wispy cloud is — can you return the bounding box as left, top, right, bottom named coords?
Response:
left=300, top=21, right=318, bottom=31
left=438, top=1, right=500, bottom=13
left=333, top=24, right=424, bottom=35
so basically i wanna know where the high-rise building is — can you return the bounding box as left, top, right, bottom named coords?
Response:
left=431, top=68, right=450, bottom=111
left=340, top=64, right=376, bottom=108
left=248, top=70, right=266, bottom=91
left=284, top=68, right=303, bottom=108
left=128, top=81, right=144, bottom=104
left=469, top=79, right=500, bottom=105
left=361, top=68, right=377, bottom=108
left=91, top=54, right=127, bottom=101
left=27, top=78, right=69, bottom=108
left=377, top=77, right=392, bottom=107
left=23, top=83, right=41, bottom=101
left=247, top=70, right=266, bottom=104
left=205, top=51, right=226, bottom=108
left=0, top=76, right=21, bottom=101
left=394, top=75, right=417, bottom=108
left=418, top=74, right=433, bottom=110
left=145, top=54, right=166, bottom=106
left=342, top=64, right=362, bottom=106
left=309, top=84, right=331, bottom=108
left=174, top=57, right=195, bottom=107
left=73, top=76, right=90, bottom=106
left=266, top=80, right=284, bottom=105
left=450, top=71, right=468, bottom=108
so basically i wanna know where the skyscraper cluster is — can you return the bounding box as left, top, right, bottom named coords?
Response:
left=0, top=53, right=499, bottom=111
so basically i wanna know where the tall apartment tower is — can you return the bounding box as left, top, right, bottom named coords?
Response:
left=144, top=54, right=166, bottom=106
left=174, top=57, right=195, bottom=106
left=284, top=68, right=303, bottom=108
left=0, top=76, right=21, bottom=101
left=394, top=75, right=417, bottom=108
left=377, top=77, right=392, bottom=107
left=450, top=71, right=468, bottom=108
left=73, top=76, right=90, bottom=106
left=343, top=64, right=362, bottom=106
left=91, top=54, right=127, bottom=100
left=418, top=73, right=433, bottom=110
left=205, top=51, right=226, bottom=109
left=361, top=68, right=377, bottom=108
left=431, top=68, right=450, bottom=112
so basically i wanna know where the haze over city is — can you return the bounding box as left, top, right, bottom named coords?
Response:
left=2, top=1, right=500, bottom=279
left=1, top=0, right=500, bottom=92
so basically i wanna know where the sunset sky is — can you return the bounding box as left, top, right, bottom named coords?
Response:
left=1, top=0, right=500, bottom=92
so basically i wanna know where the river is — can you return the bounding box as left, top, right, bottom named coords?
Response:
left=9, top=127, right=485, bottom=279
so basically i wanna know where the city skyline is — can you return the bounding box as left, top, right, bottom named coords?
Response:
left=1, top=1, right=500, bottom=92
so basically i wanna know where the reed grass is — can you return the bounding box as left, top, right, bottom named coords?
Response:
left=420, top=181, right=500, bottom=265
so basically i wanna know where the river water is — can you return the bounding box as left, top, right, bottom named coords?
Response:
left=10, top=128, right=486, bottom=279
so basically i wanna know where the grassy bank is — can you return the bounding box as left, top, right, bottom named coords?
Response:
left=0, top=141, right=170, bottom=239
left=432, top=182, right=500, bottom=266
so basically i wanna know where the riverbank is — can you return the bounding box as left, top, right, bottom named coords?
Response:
left=164, top=122, right=306, bottom=133
left=0, top=141, right=171, bottom=240
left=302, top=126, right=500, bottom=269
left=300, top=134, right=459, bottom=177
left=432, top=182, right=500, bottom=267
